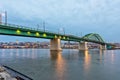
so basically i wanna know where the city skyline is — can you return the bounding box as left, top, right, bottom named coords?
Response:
left=0, top=0, right=120, bottom=42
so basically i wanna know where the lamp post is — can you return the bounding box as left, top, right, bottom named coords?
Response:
left=43, top=21, right=45, bottom=32
left=81, top=32, right=82, bottom=37
left=37, top=24, right=40, bottom=30
left=58, top=28, right=59, bottom=34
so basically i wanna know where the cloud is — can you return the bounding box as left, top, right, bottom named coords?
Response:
left=1, top=0, right=120, bottom=42
left=1, top=0, right=120, bottom=23
left=0, top=0, right=116, bottom=22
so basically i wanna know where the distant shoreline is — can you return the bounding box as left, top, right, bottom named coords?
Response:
left=0, top=47, right=80, bottom=49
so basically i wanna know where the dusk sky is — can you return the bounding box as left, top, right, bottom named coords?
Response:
left=0, top=0, right=120, bottom=42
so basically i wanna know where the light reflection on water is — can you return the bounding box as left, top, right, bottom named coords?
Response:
left=50, top=51, right=66, bottom=80
left=84, top=50, right=91, bottom=73
left=0, top=49, right=120, bottom=80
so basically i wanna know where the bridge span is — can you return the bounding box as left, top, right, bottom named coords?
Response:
left=0, top=23, right=112, bottom=51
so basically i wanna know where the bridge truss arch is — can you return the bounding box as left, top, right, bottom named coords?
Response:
left=82, top=33, right=105, bottom=44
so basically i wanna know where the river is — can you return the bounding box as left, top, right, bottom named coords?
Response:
left=0, top=49, right=120, bottom=80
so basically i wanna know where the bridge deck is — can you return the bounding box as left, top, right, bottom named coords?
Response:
left=0, top=23, right=107, bottom=45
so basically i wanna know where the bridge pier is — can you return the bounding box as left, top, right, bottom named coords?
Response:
left=99, top=45, right=106, bottom=50
left=79, top=42, right=88, bottom=50
left=50, top=38, right=62, bottom=51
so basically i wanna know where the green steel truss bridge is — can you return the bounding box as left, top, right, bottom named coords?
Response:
left=0, top=23, right=113, bottom=49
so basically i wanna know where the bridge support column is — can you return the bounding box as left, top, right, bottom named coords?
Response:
left=99, top=45, right=106, bottom=50
left=79, top=42, right=88, bottom=50
left=50, top=38, right=62, bottom=51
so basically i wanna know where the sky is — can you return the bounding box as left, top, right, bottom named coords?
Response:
left=0, top=0, right=120, bottom=42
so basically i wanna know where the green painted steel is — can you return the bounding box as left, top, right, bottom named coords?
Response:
left=82, top=33, right=105, bottom=43
left=0, top=23, right=108, bottom=45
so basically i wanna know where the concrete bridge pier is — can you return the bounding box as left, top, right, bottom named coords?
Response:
left=50, top=38, right=62, bottom=51
left=99, top=45, right=106, bottom=50
left=79, top=42, right=88, bottom=50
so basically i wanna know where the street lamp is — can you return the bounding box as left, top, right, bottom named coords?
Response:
left=36, top=21, right=46, bottom=31
left=37, top=24, right=40, bottom=30
left=80, top=32, right=83, bottom=37
left=43, top=21, right=45, bottom=32
left=58, top=28, right=59, bottom=34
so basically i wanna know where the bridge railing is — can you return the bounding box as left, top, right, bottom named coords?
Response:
left=0, top=22, right=66, bottom=36
left=0, top=22, right=36, bottom=30
left=0, top=23, right=108, bottom=44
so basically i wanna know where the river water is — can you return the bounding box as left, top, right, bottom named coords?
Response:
left=0, top=49, right=120, bottom=80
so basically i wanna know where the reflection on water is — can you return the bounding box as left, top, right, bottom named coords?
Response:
left=111, top=50, right=115, bottom=64
left=79, top=50, right=91, bottom=75
left=99, top=50, right=104, bottom=64
left=0, top=49, right=120, bottom=80
left=84, top=50, right=91, bottom=72
left=50, top=51, right=66, bottom=80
